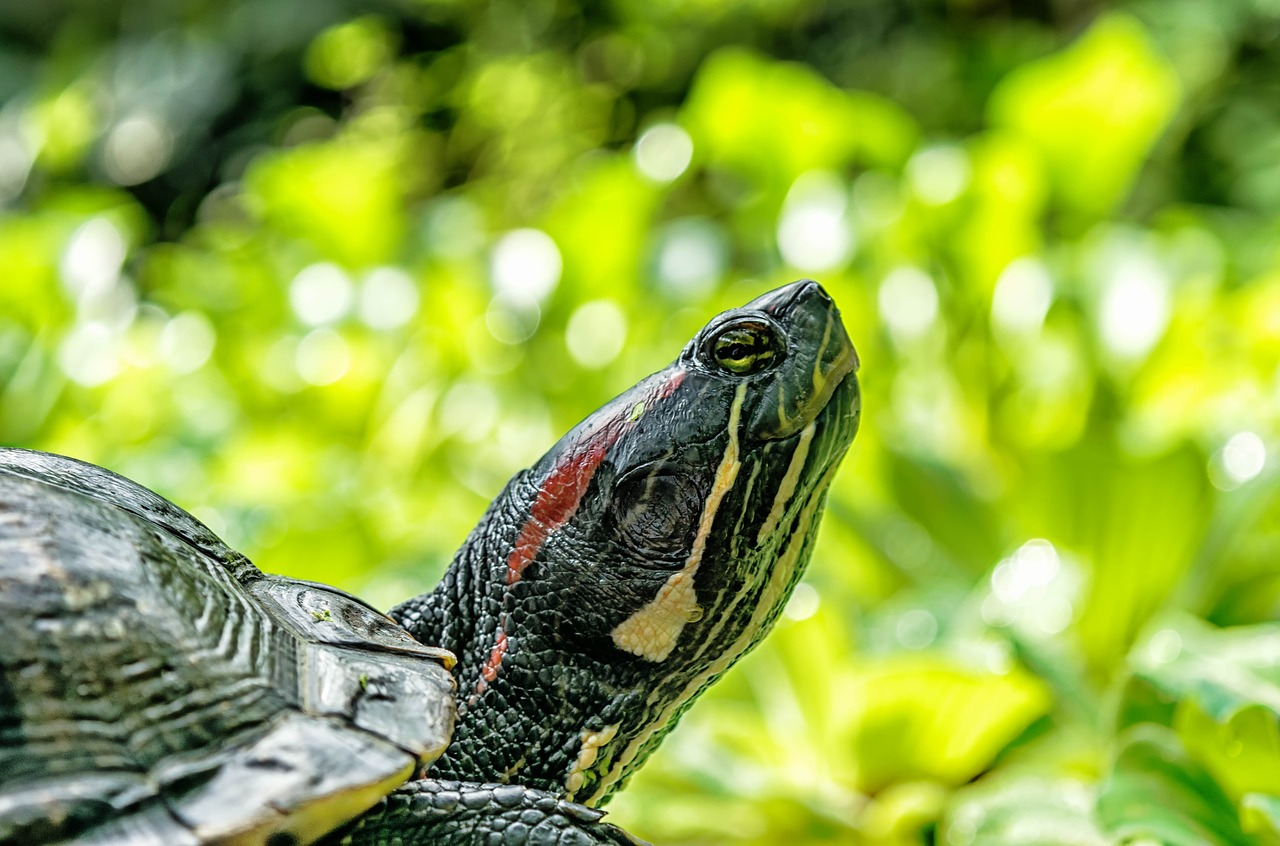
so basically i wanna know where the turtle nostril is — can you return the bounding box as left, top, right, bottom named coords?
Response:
left=750, top=279, right=827, bottom=316
left=806, top=281, right=832, bottom=306
left=784, top=279, right=831, bottom=311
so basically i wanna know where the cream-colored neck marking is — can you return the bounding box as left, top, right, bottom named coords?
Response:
left=563, top=722, right=620, bottom=800
left=586, top=459, right=841, bottom=807
left=609, top=381, right=748, bottom=663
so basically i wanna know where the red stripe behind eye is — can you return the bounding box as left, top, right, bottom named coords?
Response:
left=472, top=368, right=686, bottom=700
left=504, top=438, right=611, bottom=586
left=504, top=367, right=686, bottom=586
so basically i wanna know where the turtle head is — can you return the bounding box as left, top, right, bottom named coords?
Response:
left=564, top=279, right=861, bottom=665
left=398, top=280, right=860, bottom=803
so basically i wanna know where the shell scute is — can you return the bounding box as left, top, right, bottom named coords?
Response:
left=0, top=449, right=455, bottom=845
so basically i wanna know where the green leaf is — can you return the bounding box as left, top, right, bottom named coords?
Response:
left=682, top=48, right=918, bottom=195
left=988, top=13, right=1180, bottom=218
left=242, top=132, right=418, bottom=267
left=1021, top=440, right=1211, bottom=676
left=1175, top=702, right=1280, bottom=801
left=938, top=772, right=1106, bottom=846
left=1128, top=615, right=1280, bottom=801
left=1097, top=725, right=1247, bottom=846
left=1242, top=793, right=1280, bottom=844
left=845, top=654, right=1051, bottom=792
left=1119, top=615, right=1280, bottom=844
left=1130, top=614, right=1280, bottom=725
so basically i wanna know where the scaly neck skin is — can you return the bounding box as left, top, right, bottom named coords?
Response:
left=389, top=446, right=842, bottom=808
left=391, top=474, right=626, bottom=798
left=389, top=464, right=734, bottom=807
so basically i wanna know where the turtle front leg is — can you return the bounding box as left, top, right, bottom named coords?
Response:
left=326, top=779, right=650, bottom=846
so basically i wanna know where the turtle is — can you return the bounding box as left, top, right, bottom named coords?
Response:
left=0, top=279, right=861, bottom=846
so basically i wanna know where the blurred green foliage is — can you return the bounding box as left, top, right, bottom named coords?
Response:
left=3, top=0, right=1280, bottom=843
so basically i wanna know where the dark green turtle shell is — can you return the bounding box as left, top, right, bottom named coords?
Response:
left=0, top=448, right=455, bottom=845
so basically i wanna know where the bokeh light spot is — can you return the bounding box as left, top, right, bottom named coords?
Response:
left=907, top=145, right=971, bottom=205
left=103, top=114, right=173, bottom=186
left=1098, top=252, right=1170, bottom=360
left=61, top=218, right=126, bottom=298
left=359, top=267, right=419, bottom=330
left=947, top=809, right=978, bottom=846
left=896, top=609, right=938, bottom=649
left=992, top=258, right=1054, bottom=337
left=851, top=170, right=905, bottom=231
left=783, top=582, right=820, bottom=621
left=160, top=311, right=216, bottom=374
left=441, top=381, right=500, bottom=441
left=634, top=122, right=693, bottom=183
left=878, top=267, right=938, bottom=343
left=1211, top=431, right=1267, bottom=490
left=486, top=295, right=541, bottom=345
left=291, top=263, right=354, bottom=326
left=655, top=218, right=726, bottom=301
left=777, top=170, right=853, bottom=272
left=425, top=197, right=486, bottom=259
left=566, top=300, right=627, bottom=369
left=1036, top=596, right=1074, bottom=636
left=982, top=540, right=1080, bottom=639
left=0, top=128, right=33, bottom=202
left=1224, top=432, right=1267, bottom=482
left=991, top=539, right=1059, bottom=603
left=1145, top=629, right=1183, bottom=665
left=294, top=328, right=350, bottom=385
left=262, top=337, right=304, bottom=393
left=58, top=323, right=120, bottom=387
left=122, top=305, right=169, bottom=368
left=491, top=228, right=562, bottom=303
left=885, top=519, right=933, bottom=570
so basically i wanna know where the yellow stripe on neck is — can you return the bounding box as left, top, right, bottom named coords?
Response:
left=609, top=381, right=747, bottom=663
left=756, top=421, right=815, bottom=543
left=587, top=459, right=841, bottom=807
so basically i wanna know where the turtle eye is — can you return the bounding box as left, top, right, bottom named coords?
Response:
left=705, top=320, right=781, bottom=375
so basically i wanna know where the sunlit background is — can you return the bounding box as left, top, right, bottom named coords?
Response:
left=3, top=1, right=1280, bottom=843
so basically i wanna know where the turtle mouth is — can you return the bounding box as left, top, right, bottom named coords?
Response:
left=789, top=349, right=862, bottom=497
left=762, top=333, right=860, bottom=443
left=744, top=279, right=860, bottom=442
left=808, top=341, right=859, bottom=425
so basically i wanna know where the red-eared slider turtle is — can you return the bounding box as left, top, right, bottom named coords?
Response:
left=0, top=280, right=860, bottom=846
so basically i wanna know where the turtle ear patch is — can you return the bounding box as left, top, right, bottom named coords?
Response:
left=607, top=470, right=702, bottom=563
left=609, top=381, right=748, bottom=662
left=603, top=467, right=707, bottom=659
